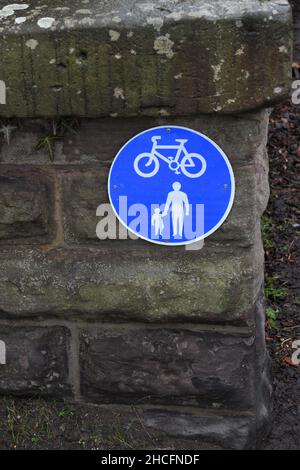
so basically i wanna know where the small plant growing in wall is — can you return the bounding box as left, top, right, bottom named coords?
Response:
left=35, top=118, right=80, bottom=162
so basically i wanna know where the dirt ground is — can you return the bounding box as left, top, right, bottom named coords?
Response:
left=0, top=101, right=299, bottom=450
left=261, top=100, right=300, bottom=449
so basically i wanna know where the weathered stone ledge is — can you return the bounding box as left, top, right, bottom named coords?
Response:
left=0, top=0, right=292, bottom=117
left=0, top=244, right=263, bottom=324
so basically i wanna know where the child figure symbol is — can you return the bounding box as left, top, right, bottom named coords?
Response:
left=151, top=208, right=165, bottom=236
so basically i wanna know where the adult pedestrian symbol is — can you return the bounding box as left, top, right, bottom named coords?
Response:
left=108, top=126, right=235, bottom=246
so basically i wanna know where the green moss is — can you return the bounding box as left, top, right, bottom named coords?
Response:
left=0, top=7, right=292, bottom=117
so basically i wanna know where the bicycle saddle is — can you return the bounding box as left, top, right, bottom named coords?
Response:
left=175, top=139, right=188, bottom=144
left=151, top=136, right=161, bottom=142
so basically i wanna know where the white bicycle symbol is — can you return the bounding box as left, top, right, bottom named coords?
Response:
left=134, top=136, right=207, bottom=178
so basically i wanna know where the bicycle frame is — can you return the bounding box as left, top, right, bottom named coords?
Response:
left=150, top=141, right=188, bottom=163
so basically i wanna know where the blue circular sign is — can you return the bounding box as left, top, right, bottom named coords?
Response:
left=108, top=126, right=235, bottom=246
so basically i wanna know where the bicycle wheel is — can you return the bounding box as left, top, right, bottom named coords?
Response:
left=181, top=153, right=207, bottom=178
left=134, top=153, right=159, bottom=178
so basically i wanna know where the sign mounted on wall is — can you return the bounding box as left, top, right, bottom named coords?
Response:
left=108, top=126, right=235, bottom=246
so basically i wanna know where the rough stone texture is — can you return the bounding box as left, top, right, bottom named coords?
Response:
left=0, top=0, right=292, bottom=117
left=62, top=170, right=109, bottom=243
left=0, top=325, right=71, bottom=397
left=0, top=244, right=263, bottom=325
left=0, top=120, right=56, bottom=164
left=0, top=111, right=269, bottom=166
left=254, top=294, right=273, bottom=441
left=292, top=0, right=300, bottom=61
left=80, top=325, right=256, bottom=408
left=143, top=409, right=255, bottom=450
left=0, top=169, right=54, bottom=243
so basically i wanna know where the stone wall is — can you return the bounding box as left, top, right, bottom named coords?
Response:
left=0, top=111, right=273, bottom=449
left=0, top=0, right=292, bottom=450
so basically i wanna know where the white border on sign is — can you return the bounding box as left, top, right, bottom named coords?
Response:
left=107, top=125, right=235, bottom=246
